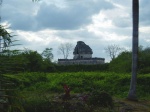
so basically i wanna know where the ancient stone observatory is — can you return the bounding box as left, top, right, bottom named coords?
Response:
left=58, top=41, right=105, bottom=65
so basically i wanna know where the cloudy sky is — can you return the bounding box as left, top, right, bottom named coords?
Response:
left=0, top=0, right=150, bottom=62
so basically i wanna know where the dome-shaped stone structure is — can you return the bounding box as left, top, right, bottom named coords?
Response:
left=73, top=41, right=93, bottom=59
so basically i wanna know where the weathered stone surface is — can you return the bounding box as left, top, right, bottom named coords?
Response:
left=73, top=41, right=93, bottom=55
left=73, top=41, right=93, bottom=59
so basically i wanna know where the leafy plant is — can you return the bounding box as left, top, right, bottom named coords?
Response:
left=62, top=84, right=70, bottom=100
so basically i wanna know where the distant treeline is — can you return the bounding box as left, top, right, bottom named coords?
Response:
left=109, top=46, right=150, bottom=74
left=0, top=49, right=109, bottom=73
left=1, top=46, right=150, bottom=74
left=55, top=64, right=109, bottom=72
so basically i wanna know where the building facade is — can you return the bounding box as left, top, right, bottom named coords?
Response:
left=58, top=41, right=105, bottom=65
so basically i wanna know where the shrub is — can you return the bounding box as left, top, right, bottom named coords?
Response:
left=138, top=67, right=150, bottom=74
left=88, top=90, right=113, bottom=108
left=55, top=64, right=109, bottom=72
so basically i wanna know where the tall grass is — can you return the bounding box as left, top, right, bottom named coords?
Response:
left=5, top=72, right=150, bottom=99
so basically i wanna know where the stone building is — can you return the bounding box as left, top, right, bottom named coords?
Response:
left=58, top=41, right=105, bottom=65
left=73, top=41, right=93, bottom=59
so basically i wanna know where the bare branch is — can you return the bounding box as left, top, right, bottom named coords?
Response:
left=58, top=43, right=73, bottom=59
left=105, top=44, right=124, bottom=60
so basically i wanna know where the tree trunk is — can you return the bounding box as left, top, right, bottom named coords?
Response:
left=0, top=36, right=1, bottom=52
left=127, top=0, right=139, bottom=101
left=0, top=79, right=4, bottom=110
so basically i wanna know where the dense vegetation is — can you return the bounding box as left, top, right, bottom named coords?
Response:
left=6, top=72, right=150, bottom=98
left=109, top=46, right=150, bottom=74
left=4, top=72, right=150, bottom=112
left=1, top=45, right=150, bottom=111
left=1, top=46, right=150, bottom=74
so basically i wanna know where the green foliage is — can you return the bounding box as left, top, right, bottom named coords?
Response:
left=139, top=47, right=150, bottom=74
left=5, top=72, right=150, bottom=99
left=109, top=46, right=150, bottom=74
left=55, top=63, right=109, bottom=72
left=0, top=49, right=56, bottom=73
left=0, top=25, right=12, bottom=51
left=0, top=50, right=25, bottom=74
left=5, top=72, right=48, bottom=89
left=4, top=72, right=150, bottom=111
left=88, top=90, right=113, bottom=108
left=22, top=93, right=53, bottom=112
left=0, top=75, right=25, bottom=112
left=109, top=51, right=132, bottom=73
left=21, top=49, right=43, bottom=72
left=22, top=92, right=90, bottom=112
left=41, top=60, right=56, bottom=72
left=41, top=48, right=53, bottom=61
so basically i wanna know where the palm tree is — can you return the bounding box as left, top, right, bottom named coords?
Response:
left=127, top=0, right=139, bottom=101
left=0, top=25, right=12, bottom=52
left=0, top=0, right=12, bottom=52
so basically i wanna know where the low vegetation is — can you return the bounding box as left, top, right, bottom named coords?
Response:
left=4, top=72, right=150, bottom=112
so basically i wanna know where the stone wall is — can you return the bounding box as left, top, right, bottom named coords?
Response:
left=73, top=54, right=92, bottom=59
left=58, top=58, right=105, bottom=65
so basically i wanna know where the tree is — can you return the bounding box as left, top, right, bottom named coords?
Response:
left=58, top=43, right=73, bottom=59
left=109, top=51, right=132, bottom=73
left=41, top=48, right=53, bottom=61
left=127, top=0, right=139, bottom=101
left=104, top=44, right=124, bottom=60
left=22, top=49, right=43, bottom=72
left=0, top=25, right=12, bottom=53
left=138, top=47, right=150, bottom=74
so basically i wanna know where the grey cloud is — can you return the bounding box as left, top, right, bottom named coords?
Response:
left=1, top=0, right=38, bottom=30
left=10, top=15, right=35, bottom=31
left=111, top=0, right=150, bottom=28
left=109, top=1, right=132, bottom=28
left=1, top=0, right=114, bottom=31
left=56, top=29, right=96, bottom=40
left=35, top=3, right=88, bottom=30
left=111, top=0, right=131, bottom=6
left=139, top=1, right=150, bottom=26
left=113, top=17, right=131, bottom=28
left=112, top=27, right=132, bottom=36
left=35, top=0, right=114, bottom=30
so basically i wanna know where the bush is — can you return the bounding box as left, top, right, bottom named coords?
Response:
left=88, top=90, right=113, bottom=108
left=138, top=67, right=150, bottom=74
left=55, top=64, right=109, bottom=72
left=109, top=51, right=132, bottom=73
